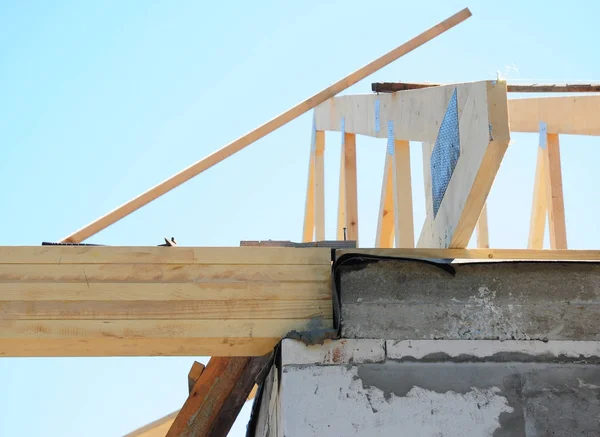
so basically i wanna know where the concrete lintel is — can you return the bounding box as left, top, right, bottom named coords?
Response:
left=281, top=339, right=385, bottom=366
left=387, top=340, right=600, bottom=361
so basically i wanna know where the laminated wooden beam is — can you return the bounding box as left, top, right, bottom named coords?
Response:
left=61, top=8, right=471, bottom=244
left=0, top=246, right=332, bottom=357
left=508, top=95, right=600, bottom=135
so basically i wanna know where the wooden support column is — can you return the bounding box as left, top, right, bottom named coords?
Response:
left=314, top=131, right=326, bottom=241
left=542, top=128, right=568, bottom=249
left=476, top=203, right=490, bottom=248
left=528, top=140, right=548, bottom=249
left=343, top=133, right=358, bottom=243
left=336, top=142, right=346, bottom=240
left=375, top=153, right=394, bottom=248
left=302, top=144, right=316, bottom=242
left=392, top=140, right=414, bottom=248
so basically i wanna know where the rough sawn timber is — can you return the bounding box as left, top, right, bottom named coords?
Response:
left=0, top=246, right=332, bottom=357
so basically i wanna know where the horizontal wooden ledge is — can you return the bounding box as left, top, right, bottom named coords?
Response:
left=0, top=337, right=279, bottom=357
left=336, top=248, right=600, bottom=261
left=0, top=264, right=331, bottom=282
left=0, top=299, right=332, bottom=320
left=0, top=246, right=332, bottom=265
left=0, top=281, right=331, bottom=301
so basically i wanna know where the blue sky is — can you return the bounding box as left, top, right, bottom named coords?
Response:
left=0, top=0, right=598, bottom=435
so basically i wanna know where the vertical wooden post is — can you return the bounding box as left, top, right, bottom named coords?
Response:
left=314, top=131, right=326, bottom=241
left=336, top=142, right=346, bottom=240
left=302, top=146, right=316, bottom=242
left=528, top=143, right=547, bottom=249
left=544, top=131, right=567, bottom=249
left=375, top=153, right=394, bottom=248
left=476, top=203, right=490, bottom=248
left=392, top=139, right=415, bottom=248
left=344, top=133, right=359, bottom=243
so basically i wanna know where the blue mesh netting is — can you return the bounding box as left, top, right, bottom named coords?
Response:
left=431, top=88, right=460, bottom=218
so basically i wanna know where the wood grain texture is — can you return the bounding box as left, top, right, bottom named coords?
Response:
left=302, top=147, right=316, bottom=242
left=375, top=154, right=394, bottom=248
left=509, top=95, right=600, bottom=135
left=0, top=246, right=332, bottom=357
left=528, top=146, right=547, bottom=249
left=392, top=140, right=414, bottom=248
left=343, top=133, right=359, bottom=243
left=0, top=246, right=331, bottom=265
left=544, top=134, right=568, bottom=249
left=314, top=131, right=326, bottom=241
left=476, top=203, right=490, bottom=248
left=61, top=8, right=471, bottom=244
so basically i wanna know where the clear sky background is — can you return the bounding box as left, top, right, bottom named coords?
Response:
left=0, top=0, right=598, bottom=435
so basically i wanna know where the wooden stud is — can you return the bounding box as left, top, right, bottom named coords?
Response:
left=314, top=131, right=326, bottom=241
left=344, top=133, right=359, bottom=243
left=375, top=154, right=394, bottom=248
left=528, top=144, right=548, bottom=249
left=336, top=140, right=346, bottom=240
left=302, top=147, right=316, bottom=242
left=392, top=140, right=414, bottom=248
left=476, top=203, right=490, bottom=248
left=61, top=8, right=472, bottom=244
left=543, top=133, right=568, bottom=249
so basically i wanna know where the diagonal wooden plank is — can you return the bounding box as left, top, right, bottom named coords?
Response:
left=59, top=8, right=471, bottom=243
left=166, top=354, right=272, bottom=437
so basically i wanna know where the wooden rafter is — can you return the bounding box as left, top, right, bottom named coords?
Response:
left=61, top=8, right=472, bottom=245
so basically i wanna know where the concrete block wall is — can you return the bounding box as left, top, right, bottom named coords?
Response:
left=250, top=260, right=600, bottom=436
left=254, top=339, right=600, bottom=437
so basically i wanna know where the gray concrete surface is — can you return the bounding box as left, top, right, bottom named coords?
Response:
left=339, top=260, right=600, bottom=340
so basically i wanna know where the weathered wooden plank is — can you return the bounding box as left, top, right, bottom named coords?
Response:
left=0, top=263, right=330, bottom=282
left=0, top=300, right=331, bottom=320
left=0, top=246, right=332, bottom=265
left=0, top=281, right=331, bottom=301
left=166, top=354, right=271, bottom=437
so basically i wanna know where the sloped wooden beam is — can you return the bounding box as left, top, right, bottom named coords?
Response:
left=0, top=246, right=332, bottom=357
left=166, top=354, right=272, bottom=437
left=62, top=8, right=471, bottom=244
